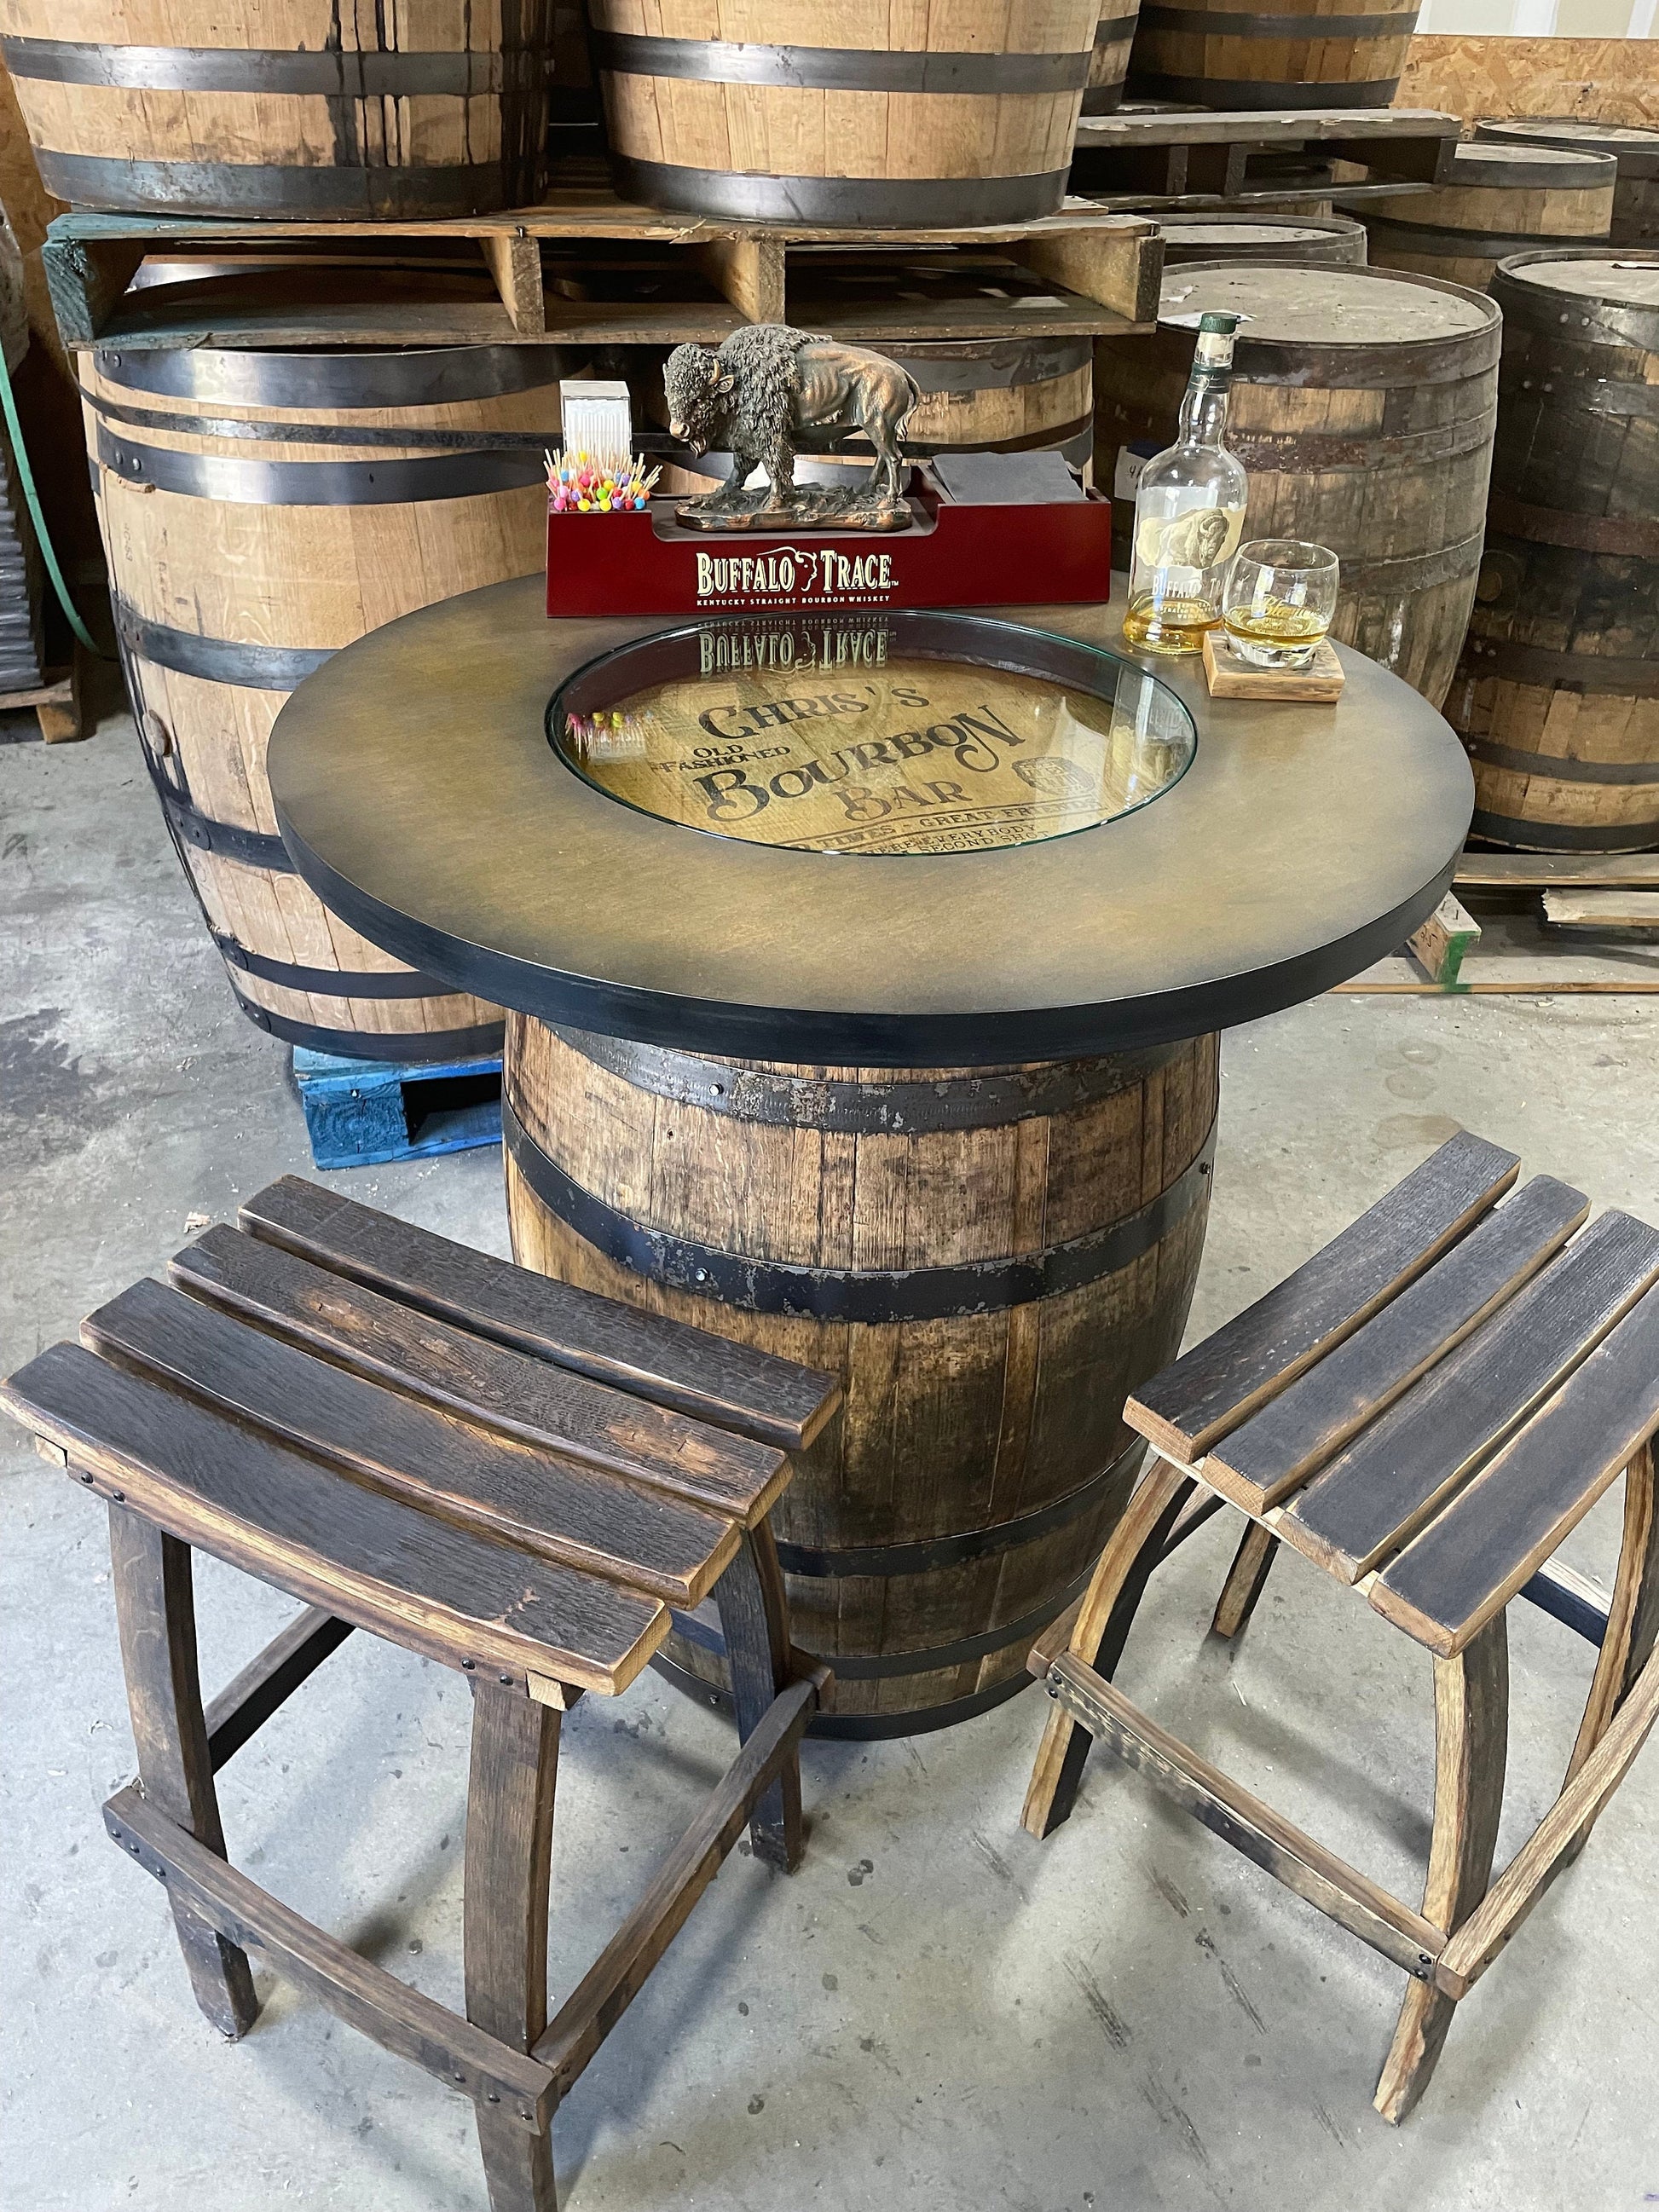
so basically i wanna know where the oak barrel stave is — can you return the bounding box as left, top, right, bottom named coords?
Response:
left=0, top=1, right=552, bottom=216
left=1084, top=0, right=1142, bottom=113
left=1475, top=118, right=1659, bottom=250
left=1364, top=140, right=1616, bottom=293
left=1446, top=251, right=1659, bottom=852
left=503, top=1018, right=1219, bottom=1734
left=587, top=0, right=1101, bottom=224
left=1095, top=261, right=1500, bottom=708
left=84, top=275, right=569, bottom=1053
left=1127, top=0, right=1421, bottom=110
left=1156, top=212, right=1367, bottom=266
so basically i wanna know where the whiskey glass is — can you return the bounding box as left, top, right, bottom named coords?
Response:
left=1222, top=540, right=1339, bottom=669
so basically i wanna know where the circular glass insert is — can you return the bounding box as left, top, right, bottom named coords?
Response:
left=548, top=611, right=1196, bottom=856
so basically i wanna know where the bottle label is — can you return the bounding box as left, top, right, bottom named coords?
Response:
left=1194, top=328, right=1236, bottom=371
left=1134, top=500, right=1246, bottom=574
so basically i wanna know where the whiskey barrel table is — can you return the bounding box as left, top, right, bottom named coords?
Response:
left=267, top=575, right=1471, bottom=1736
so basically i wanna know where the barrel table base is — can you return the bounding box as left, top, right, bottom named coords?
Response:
left=503, top=1018, right=1217, bottom=1736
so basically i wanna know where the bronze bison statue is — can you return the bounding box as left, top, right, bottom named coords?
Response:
left=663, top=325, right=920, bottom=520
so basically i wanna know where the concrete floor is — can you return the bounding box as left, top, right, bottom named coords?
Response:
left=3, top=707, right=1656, bottom=2212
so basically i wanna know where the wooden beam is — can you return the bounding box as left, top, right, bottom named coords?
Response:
left=1046, top=1654, right=1446, bottom=1978
left=205, top=1606, right=354, bottom=1771
left=1544, top=890, right=1659, bottom=936
left=1020, top=218, right=1162, bottom=328
left=534, top=1668, right=825, bottom=2094
left=1456, top=852, right=1659, bottom=890
left=43, top=234, right=146, bottom=347
left=103, top=1787, right=555, bottom=2128
left=1435, top=1642, right=1659, bottom=2000
left=693, top=235, right=786, bottom=325
left=482, top=229, right=546, bottom=336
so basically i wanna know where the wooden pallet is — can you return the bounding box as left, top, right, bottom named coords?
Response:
left=1072, top=105, right=1460, bottom=204
left=44, top=162, right=1161, bottom=352
left=1336, top=852, right=1659, bottom=994
left=292, top=1047, right=502, bottom=1171
left=0, top=653, right=86, bottom=743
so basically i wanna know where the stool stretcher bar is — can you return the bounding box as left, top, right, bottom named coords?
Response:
left=103, top=1785, right=557, bottom=2127
left=1045, top=1654, right=1448, bottom=1979
left=103, top=1661, right=826, bottom=2128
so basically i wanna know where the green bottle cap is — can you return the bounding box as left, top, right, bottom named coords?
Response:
left=1198, top=312, right=1242, bottom=336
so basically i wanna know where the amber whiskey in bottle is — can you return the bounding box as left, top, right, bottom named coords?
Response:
left=1121, top=312, right=1248, bottom=656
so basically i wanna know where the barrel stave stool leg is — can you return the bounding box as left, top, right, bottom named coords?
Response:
left=1022, top=1458, right=1196, bottom=1839
left=465, top=1681, right=562, bottom=2212
left=713, top=1525, right=804, bottom=1869
left=1374, top=1614, right=1510, bottom=2125
left=1210, top=1520, right=1280, bottom=1641
left=1562, top=1441, right=1658, bottom=1864
left=107, top=1504, right=259, bottom=2039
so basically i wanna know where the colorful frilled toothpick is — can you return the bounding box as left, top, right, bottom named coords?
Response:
left=545, top=448, right=662, bottom=514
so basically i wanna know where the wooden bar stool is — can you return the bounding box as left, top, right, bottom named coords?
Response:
left=0, top=1176, right=841, bottom=2212
left=1020, top=1131, right=1659, bottom=2122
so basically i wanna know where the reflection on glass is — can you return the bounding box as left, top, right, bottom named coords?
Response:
left=550, top=618, right=1195, bottom=857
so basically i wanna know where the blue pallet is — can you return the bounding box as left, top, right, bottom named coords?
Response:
left=292, top=1046, right=502, bottom=1171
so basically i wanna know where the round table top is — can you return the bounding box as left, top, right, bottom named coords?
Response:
left=268, top=575, right=1472, bottom=1066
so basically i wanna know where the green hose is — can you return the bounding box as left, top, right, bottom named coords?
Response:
left=0, top=331, right=107, bottom=659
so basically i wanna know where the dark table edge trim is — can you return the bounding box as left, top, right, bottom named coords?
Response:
left=275, top=797, right=1466, bottom=1061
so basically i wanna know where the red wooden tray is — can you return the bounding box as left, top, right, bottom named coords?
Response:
left=546, top=468, right=1113, bottom=619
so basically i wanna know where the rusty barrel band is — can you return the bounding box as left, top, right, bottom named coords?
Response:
left=1464, top=739, right=1659, bottom=787
left=774, top=1443, right=1144, bottom=1578
left=1137, top=4, right=1413, bottom=32
left=1130, top=72, right=1403, bottom=108
left=1470, top=810, right=1659, bottom=852
left=870, top=336, right=1093, bottom=394
left=1328, top=533, right=1485, bottom=596
left=1228, top=415, right=1495, bottom=471
left=95, top=423, right=547, bottom=505
left=117, top=599, right=332, bottom=690
left=212, top=936, right=460, bottom=996
left=1460, top=638, right=1659, bottom=699
left=86, top=387, right=564, bottom=455
left=34, top=153, right=517, bottom=216
left=1167, top=308, right=1501, bottom=389
left=233, top=993, right=506, bottom=1060
left=549, top=1025, right=1182, bottom=1133
left=93, top=341, right=568, bottom=409
left=673, top=1551, right=1106, bottom=1678
left=609, top=156, right=1068, bottom=228
left=592, top=32, right=1089, bottom=92
left=0, top=37, right=523, bottom=92
left=1365, top=214, right=1616, bottom=257
left=1485, top=496, right=1659, bottom=560
left=504, top=1094, right=1215, bottom=1322
left=650, top=1649, right=1034, bottom=1738
left=154, top=783, right=294, bottom=869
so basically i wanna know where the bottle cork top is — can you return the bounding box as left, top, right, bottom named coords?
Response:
left=1198, top=312, right=1243, bottom=335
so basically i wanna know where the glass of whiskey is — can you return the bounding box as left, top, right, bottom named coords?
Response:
left=1222, top=541, right=1339, bottom=669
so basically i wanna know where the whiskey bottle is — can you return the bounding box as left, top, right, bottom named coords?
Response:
left=1121, top=311, right=1248, bottom=656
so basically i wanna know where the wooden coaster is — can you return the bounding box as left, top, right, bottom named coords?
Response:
left=1203, top=628, right=1344, bottom=702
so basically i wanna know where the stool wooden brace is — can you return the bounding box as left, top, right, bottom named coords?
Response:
left=0, top=1176, right=842, bottom=2212
left=1020, top=1131, right=1659, bottom=2122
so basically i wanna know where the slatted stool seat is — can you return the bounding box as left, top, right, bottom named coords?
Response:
left=1020, top=1130, right=1659, bottom=2122
left=0, top=1176, right=841, bottom=2212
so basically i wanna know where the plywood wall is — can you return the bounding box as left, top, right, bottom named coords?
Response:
left=1400, top=35, right=1659, bottom=123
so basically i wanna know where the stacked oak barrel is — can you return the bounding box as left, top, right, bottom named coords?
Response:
left=1444, top=252, right=1659, bottom=853
left=0, top=3, right=562, bottom=1055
